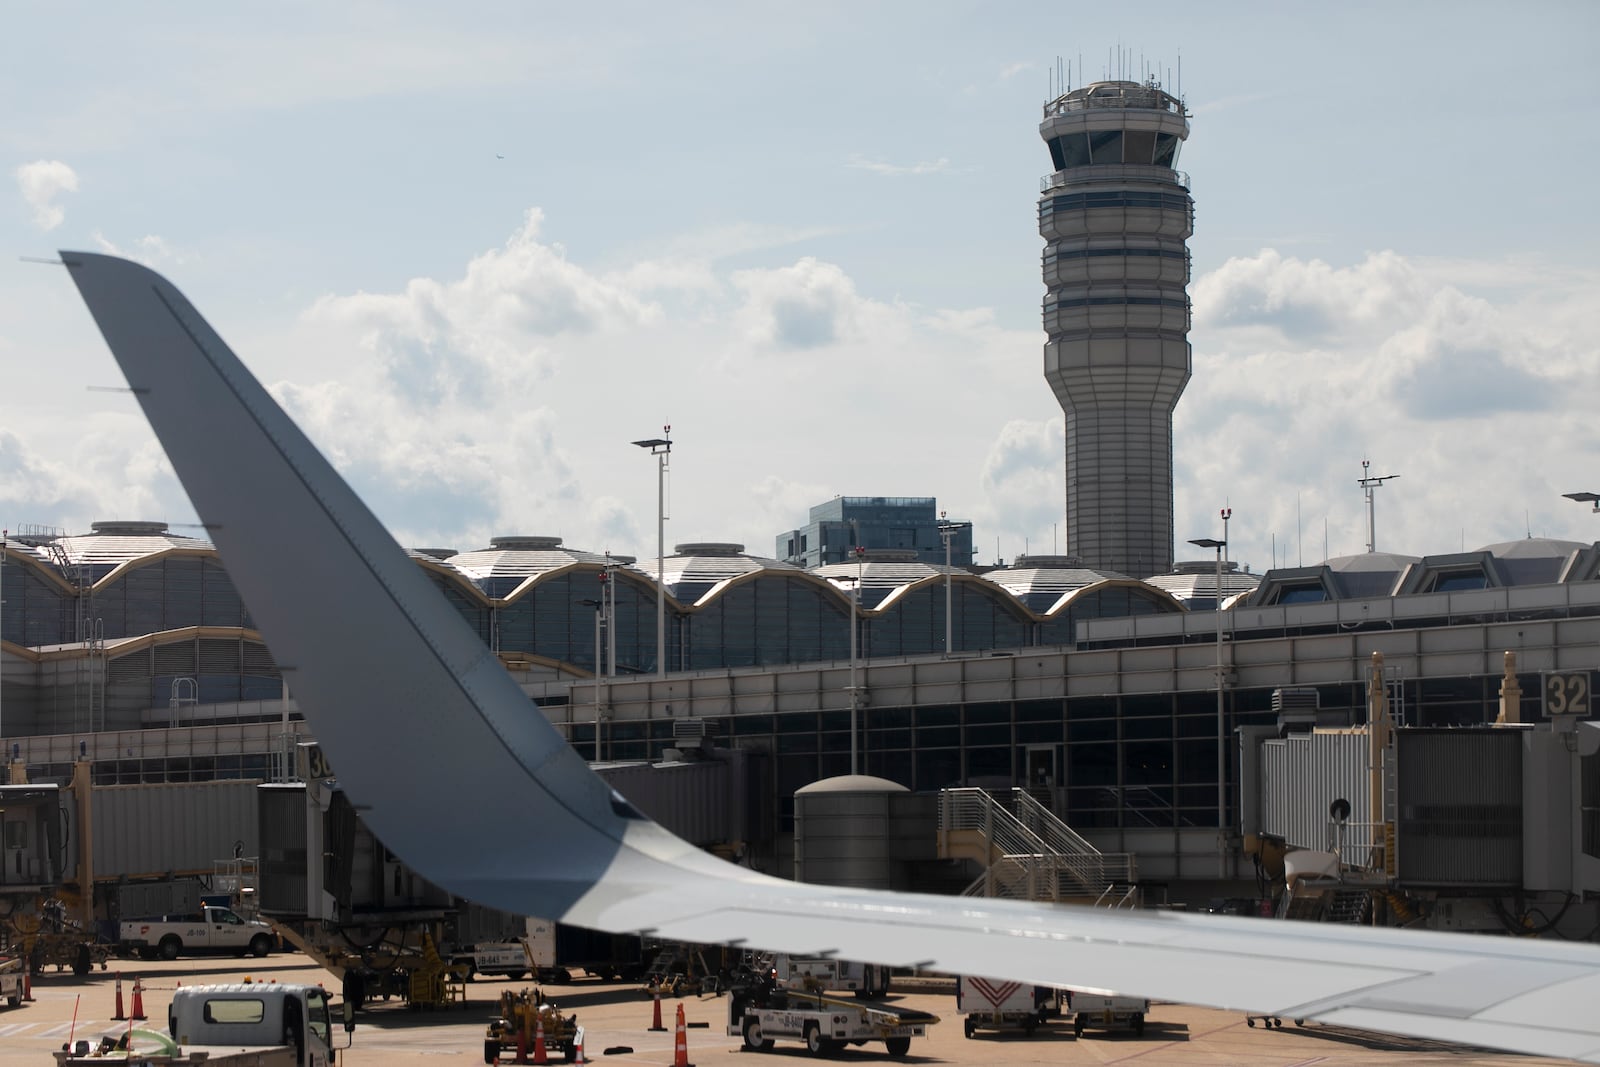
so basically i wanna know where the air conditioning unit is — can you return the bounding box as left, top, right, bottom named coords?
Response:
left=671, top=718, right=719, bottom=742
left=1271, top=688, right=1319, bottom=736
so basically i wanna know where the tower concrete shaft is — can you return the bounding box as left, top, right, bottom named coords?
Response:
left=1039, top=80, right=1192, bottom=578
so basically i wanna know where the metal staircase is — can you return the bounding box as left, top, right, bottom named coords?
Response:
left=936, top=788, right=1137, bottom=905
left=1277, top=881, right=1371, bottom=924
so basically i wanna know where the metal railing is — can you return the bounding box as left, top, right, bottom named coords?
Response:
left=1040, top=166, right=1190, bottom=192
left=938, top=788, right=1137, bottom=900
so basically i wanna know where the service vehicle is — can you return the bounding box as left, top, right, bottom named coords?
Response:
left=10, top=896, right=112, bottom=976
left=772, top=953, right=893, bottom=998
left=450, top=941, right=534, bottom=982
left=955, top=974, right=1054, bottom=1036
left=1068, top=989, right=1149, bottom=1036
left=51, top=982, right=353, bottom=1066
left=727, top=971, right=937, bottom=1058
left=483, top=986, right=580, bottom=1063
left=119, top=904, right=277, bottom=960
left=0, top=952, right=24, bottom=1007
left=454, top=917, right=643, bottom=984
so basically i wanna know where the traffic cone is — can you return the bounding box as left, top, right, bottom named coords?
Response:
left=130, top=975, right=147, bottom=1021
left=531, top=1011, right=549, bottom=1065
left=673, top=1003, right=693, bottom=1067
left=571, top=1025, right=588, bottom=1064
left=22, top=968, right=34, bottom=1002
left=113, top=972, right=126, bottom=1021
left=648, top=983, right=666, bottom=1031
left=514, top=1025, right=527, bottom=1065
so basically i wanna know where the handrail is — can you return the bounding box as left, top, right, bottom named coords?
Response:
left=1011, top=788, right=1099, bottom=856
left=1040, top=165, right=1190, bottom=193
left=939, top=788, right=1138, bottom=898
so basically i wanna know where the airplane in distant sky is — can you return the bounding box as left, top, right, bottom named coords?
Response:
left=60, top=251, right=1600, bottom=1064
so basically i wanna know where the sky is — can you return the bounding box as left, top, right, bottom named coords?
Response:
left=3, top=1, right=1598, bottom=575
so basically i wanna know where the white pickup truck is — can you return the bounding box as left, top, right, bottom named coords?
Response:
left=728, top=973, right=938, bottom=1058
left=53, top=982, right=353, bottom=1067
left=119, top=905, right=277, bottom=960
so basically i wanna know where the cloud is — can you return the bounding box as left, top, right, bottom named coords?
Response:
left=1193, top=248, right=1425, bottom=340
left=21, top=210, right=1594, bottom=580
left=976, top=419, right=1065, bottom=558
left=845, top=155, right=951, bottom=177
left=730, top=257, right=862, bottom=350
left=1178, top=248, right=1600, bottom=568
left=15, top=160, right=78, bottom=230
left=309, top=209, right=655, bottom=406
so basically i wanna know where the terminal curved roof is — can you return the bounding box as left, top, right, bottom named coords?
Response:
left=448, top=535, right=618, bottom=598
left=33, top=521, right=212, bottom=582
left=1472, top=538, right=1590, bottom=586
left=638, top=543, right=804, bottom=606
left=1145, top=563, right=1262, bottom=604
left=1245, top=553, right=1414, bottom=606
left=984, top=555, right=1136, bottom=613
left=813, top=556, right=957, bottom=610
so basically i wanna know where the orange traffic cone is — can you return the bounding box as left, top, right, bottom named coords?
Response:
left=130, top=975, right=147, bottom=1020
left=22, top=968, right=34, bottom=1002
left=531, top=1011, right=549, bottom=1065
left=572, top=1025, right=588, bottom=1064
left=673, top=1002, right=693, bottom=1067
left=648, top=983, right=666, bottom=1031
left=113, top=972, right=126, bottom=1021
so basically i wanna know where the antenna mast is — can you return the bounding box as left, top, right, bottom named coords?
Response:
left=1359, top=459, right=1401, bottom=553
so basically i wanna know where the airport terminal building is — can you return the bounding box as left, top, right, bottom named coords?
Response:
left=3, top=522, right=1597, bottom=903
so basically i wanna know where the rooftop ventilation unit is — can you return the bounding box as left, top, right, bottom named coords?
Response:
left=672, top=719, right=719, bottom=742
left=1272, top=688, right=1320, bottom=736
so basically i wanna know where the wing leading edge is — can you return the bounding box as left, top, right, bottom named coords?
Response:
left=62, top=252, right=1600, bottom=1063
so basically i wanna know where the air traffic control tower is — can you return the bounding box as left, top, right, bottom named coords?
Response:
left=1039, top=80, right=1192, bottom=578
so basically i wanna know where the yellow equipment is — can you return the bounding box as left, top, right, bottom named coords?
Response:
left=484, top=987, right=578, bottom=1064
left=404, top=933, right=469, bottom=1010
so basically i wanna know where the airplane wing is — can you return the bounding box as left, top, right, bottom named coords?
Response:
left=61, top=251, right=1600, bottom=1063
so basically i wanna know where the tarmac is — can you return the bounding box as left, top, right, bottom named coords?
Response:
left=0, top=952, right=1583, bottom=1067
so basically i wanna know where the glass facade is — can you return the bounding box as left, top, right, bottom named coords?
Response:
left=94, top=554, right=254, bottom=638
left=1047, top=131, right=1182, bottom=170
left=776, top=497, right=975, bottom=569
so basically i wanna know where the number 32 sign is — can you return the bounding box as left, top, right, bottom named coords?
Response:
left=1543, top=671, right=1592, bottom=717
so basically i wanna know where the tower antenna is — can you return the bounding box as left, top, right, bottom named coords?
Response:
left=1358, top=459, right=1400, bottom=553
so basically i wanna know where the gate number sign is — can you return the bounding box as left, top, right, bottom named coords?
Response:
left=1543, top=671, right=1592, bottom=717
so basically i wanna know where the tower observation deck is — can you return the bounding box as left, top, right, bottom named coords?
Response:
left=1039, top=79, right=1193, bottom=578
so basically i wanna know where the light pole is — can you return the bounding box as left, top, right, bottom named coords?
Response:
left=849, top=544, right=865, bottom=775
left=632, top=428, right=672, bottom=678
left=1189, top=535, right=1228, bottom=865
left=1220, top=507, right=1232, bottom=571
left=579, top=597, right=606, bottom=761
left=938, top=512, right=955, bottom=657
left=602, top=553, right=616, bottom=693
left=1563, top=491, right=1600, bottom=514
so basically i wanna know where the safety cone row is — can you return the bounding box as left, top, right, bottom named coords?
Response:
left=647, top=982, right=666, bottom=1031
left=112, top=972, right=126, bottom=1021
left=130, top=975, right=147, bottom=1021
left=673, top=1002, right=693, bottom=1067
